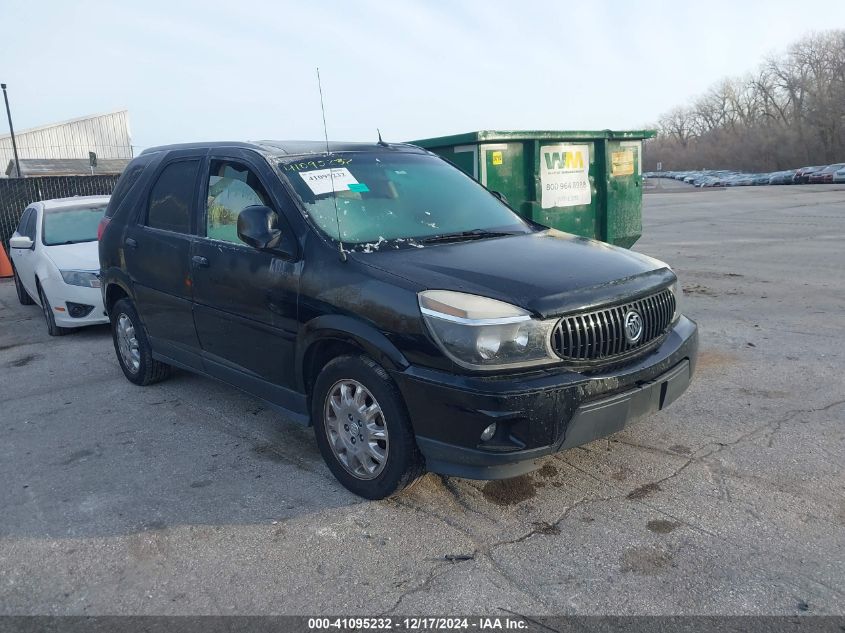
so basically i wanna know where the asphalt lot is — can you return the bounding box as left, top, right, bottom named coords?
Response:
left=1, top=183, right=844, bottom=615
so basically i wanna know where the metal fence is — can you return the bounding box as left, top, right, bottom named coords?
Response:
left=0, top=175, right=120, bottom=247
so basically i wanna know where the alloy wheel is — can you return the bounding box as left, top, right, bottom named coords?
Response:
left=323, top=379, right=389, bottom=480
left=116, top=313, right=141, bottom=373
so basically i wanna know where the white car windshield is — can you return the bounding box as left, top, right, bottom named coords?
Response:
left=42, top=205, right=108, bottom=246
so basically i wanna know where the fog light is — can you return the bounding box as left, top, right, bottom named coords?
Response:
left=480, top=423, right=497, bottom=442
left=66, top=302, right=95, bottom=318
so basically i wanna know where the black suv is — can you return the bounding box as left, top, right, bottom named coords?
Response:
left=99, top=141, right=698, bottom=499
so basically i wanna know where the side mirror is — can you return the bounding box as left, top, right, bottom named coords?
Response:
left=237, top=205, right=281, bottom=251
left=491, top=190, right=509, bottom=204
left=9, top=235, right=34, bottom=249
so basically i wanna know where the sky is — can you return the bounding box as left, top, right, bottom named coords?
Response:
left=1, top=0, right=844, bottom=153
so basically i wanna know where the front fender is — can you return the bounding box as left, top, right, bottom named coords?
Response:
left=295, top=314, right=410, bottom=392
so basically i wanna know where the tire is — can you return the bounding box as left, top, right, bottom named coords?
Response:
left=110, top=298, right=171, bottom=386
left=312, top=355, right=424, bottom=499
left=12, top=264, right=34, bottom=305
left=37, top=283, right=68, bottom=336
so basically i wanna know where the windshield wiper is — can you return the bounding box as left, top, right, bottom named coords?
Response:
left=421, top=229, right=521, bottom=244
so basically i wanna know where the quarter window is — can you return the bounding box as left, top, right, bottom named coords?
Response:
left=147, top=160, right=200, bottom=234
left=106, top=162, right=146, bottom=218
left=24, top=209, right=37, bottom=239
left=206, top=160, right=271, bottom=244
left=16, top=208, right=32, bottom=235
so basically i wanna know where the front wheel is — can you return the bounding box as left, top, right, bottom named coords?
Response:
left=312, top=355, right=424, bottom=499
left=38, top=283, right=68, bottom=336
left=12, top=264, right=34, bottom=305
left=110, top=298, right=171, bottom=386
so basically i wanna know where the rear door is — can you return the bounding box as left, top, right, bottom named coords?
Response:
left=191, top=150, right=301, bottom=402
left=124, top=151, right=204, bottom=370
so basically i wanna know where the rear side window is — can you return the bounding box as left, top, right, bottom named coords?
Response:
left=146, top=160, right=200, bottom=234
left=106, top=162, right=146, bottom=218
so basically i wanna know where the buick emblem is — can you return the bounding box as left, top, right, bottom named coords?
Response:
left=624, top=309, right=644, bottom=344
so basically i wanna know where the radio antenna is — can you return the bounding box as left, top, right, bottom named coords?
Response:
left=317, top=67, right=346, bottom=262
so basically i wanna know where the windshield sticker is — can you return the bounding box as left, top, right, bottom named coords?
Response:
left=299, top=167, right=359, bottom=196
left=281, top=157, right=352, bottom=173
left=347, top=183, right=369, bottom=193
left=540, top=144, right=591, bottom=209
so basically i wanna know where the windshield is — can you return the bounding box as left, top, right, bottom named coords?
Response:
left=280, top=152, right=530, bottom=248
left=42, top=204, right=108, bottom=246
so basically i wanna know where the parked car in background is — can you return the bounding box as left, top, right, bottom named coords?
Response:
left=768, top=170, right=797, bottom=185
left=729, top=174, right=754, bottom=186
left=807, top=166, right=829, bottom=184
left=8, top=196, right=110, bottom=336
left=793, top=166, right=823, bottom=184
left=833, top=167, right=845, bottom=184
left=809, top=163, right=845, bottom=184
left=648, top=165, right=843, bottom=187
left=99, top=140, right=698, bottom=499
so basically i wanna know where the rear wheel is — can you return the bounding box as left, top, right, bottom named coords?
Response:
left=111, top=298, right=171, bottom=386
left=12, top=264, right=34, bottom=305
left=312, top=355, right=424, bottom=499
left=38, top=283, right=68, bottom=336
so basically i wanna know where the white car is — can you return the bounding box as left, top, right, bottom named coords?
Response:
left=9, top=196, right=110, bottom=336
left=834, top=168, right=845, bottom=184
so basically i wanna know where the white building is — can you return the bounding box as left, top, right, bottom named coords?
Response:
left=0, top=110, right=132, bottom=177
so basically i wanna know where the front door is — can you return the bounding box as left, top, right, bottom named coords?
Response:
left=190, top=152, right=301, bottom=410
left=124, top=154, right=204, bottom=369
left=10, top=207, right=37, bottom=298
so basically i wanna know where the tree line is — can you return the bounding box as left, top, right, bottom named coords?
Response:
left=645, top=30, right=845, bottom=172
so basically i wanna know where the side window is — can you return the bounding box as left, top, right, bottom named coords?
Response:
left=206, top=160, right=271, bottom=244
left=146, top=160, right=200, bottom=234
left=16, top=208, right=32, bottom=235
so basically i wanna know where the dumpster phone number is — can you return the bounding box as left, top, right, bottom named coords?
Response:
left=308, top=617, right=527, bottom=630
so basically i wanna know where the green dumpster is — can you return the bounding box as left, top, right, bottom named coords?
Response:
left=408, top=130, right=655, bottom=248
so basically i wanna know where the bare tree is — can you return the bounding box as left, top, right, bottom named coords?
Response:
left=647, top=30, right=845, bottom=171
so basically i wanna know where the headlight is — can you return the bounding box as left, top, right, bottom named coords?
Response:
left=418, top=290, right=557, bottom=370
left=60, top=270, right=101, bottom=288
left=669, top=279, right=683, bottom=322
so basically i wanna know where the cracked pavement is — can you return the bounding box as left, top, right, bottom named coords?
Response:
left=1, top=184, right=844, bottom=615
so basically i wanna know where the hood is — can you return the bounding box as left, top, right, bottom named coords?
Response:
left=44, top=240, right=100, bottom=271
left=352, top=230, right=675, bottom=318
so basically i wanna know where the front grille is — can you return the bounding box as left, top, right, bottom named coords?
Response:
left=552, top=288, right=675, bottom=362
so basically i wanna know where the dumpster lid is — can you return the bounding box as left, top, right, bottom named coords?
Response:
left=409, top=129, right=656, bottom=148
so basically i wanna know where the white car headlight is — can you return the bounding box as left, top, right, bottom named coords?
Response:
left=418, top=290, right=557, bottom=370
left=60, top=270, right=101, bottom=288
left=669, top=279, right=683, bottom=322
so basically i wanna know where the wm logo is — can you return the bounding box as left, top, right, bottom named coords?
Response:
left=544, top=151, right=584, bottom=170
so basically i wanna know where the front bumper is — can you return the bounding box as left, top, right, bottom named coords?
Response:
left=41, top=276, right=109, bottom=328
left=391, top=316, right=698, bottom=479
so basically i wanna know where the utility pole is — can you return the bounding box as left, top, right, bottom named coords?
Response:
left=1, top=84, right=22, bottom=178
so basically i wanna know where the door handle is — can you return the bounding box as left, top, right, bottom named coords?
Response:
left=124, top=237, right=138, bottom=249
left=192, top=255, right=210, bottom=268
